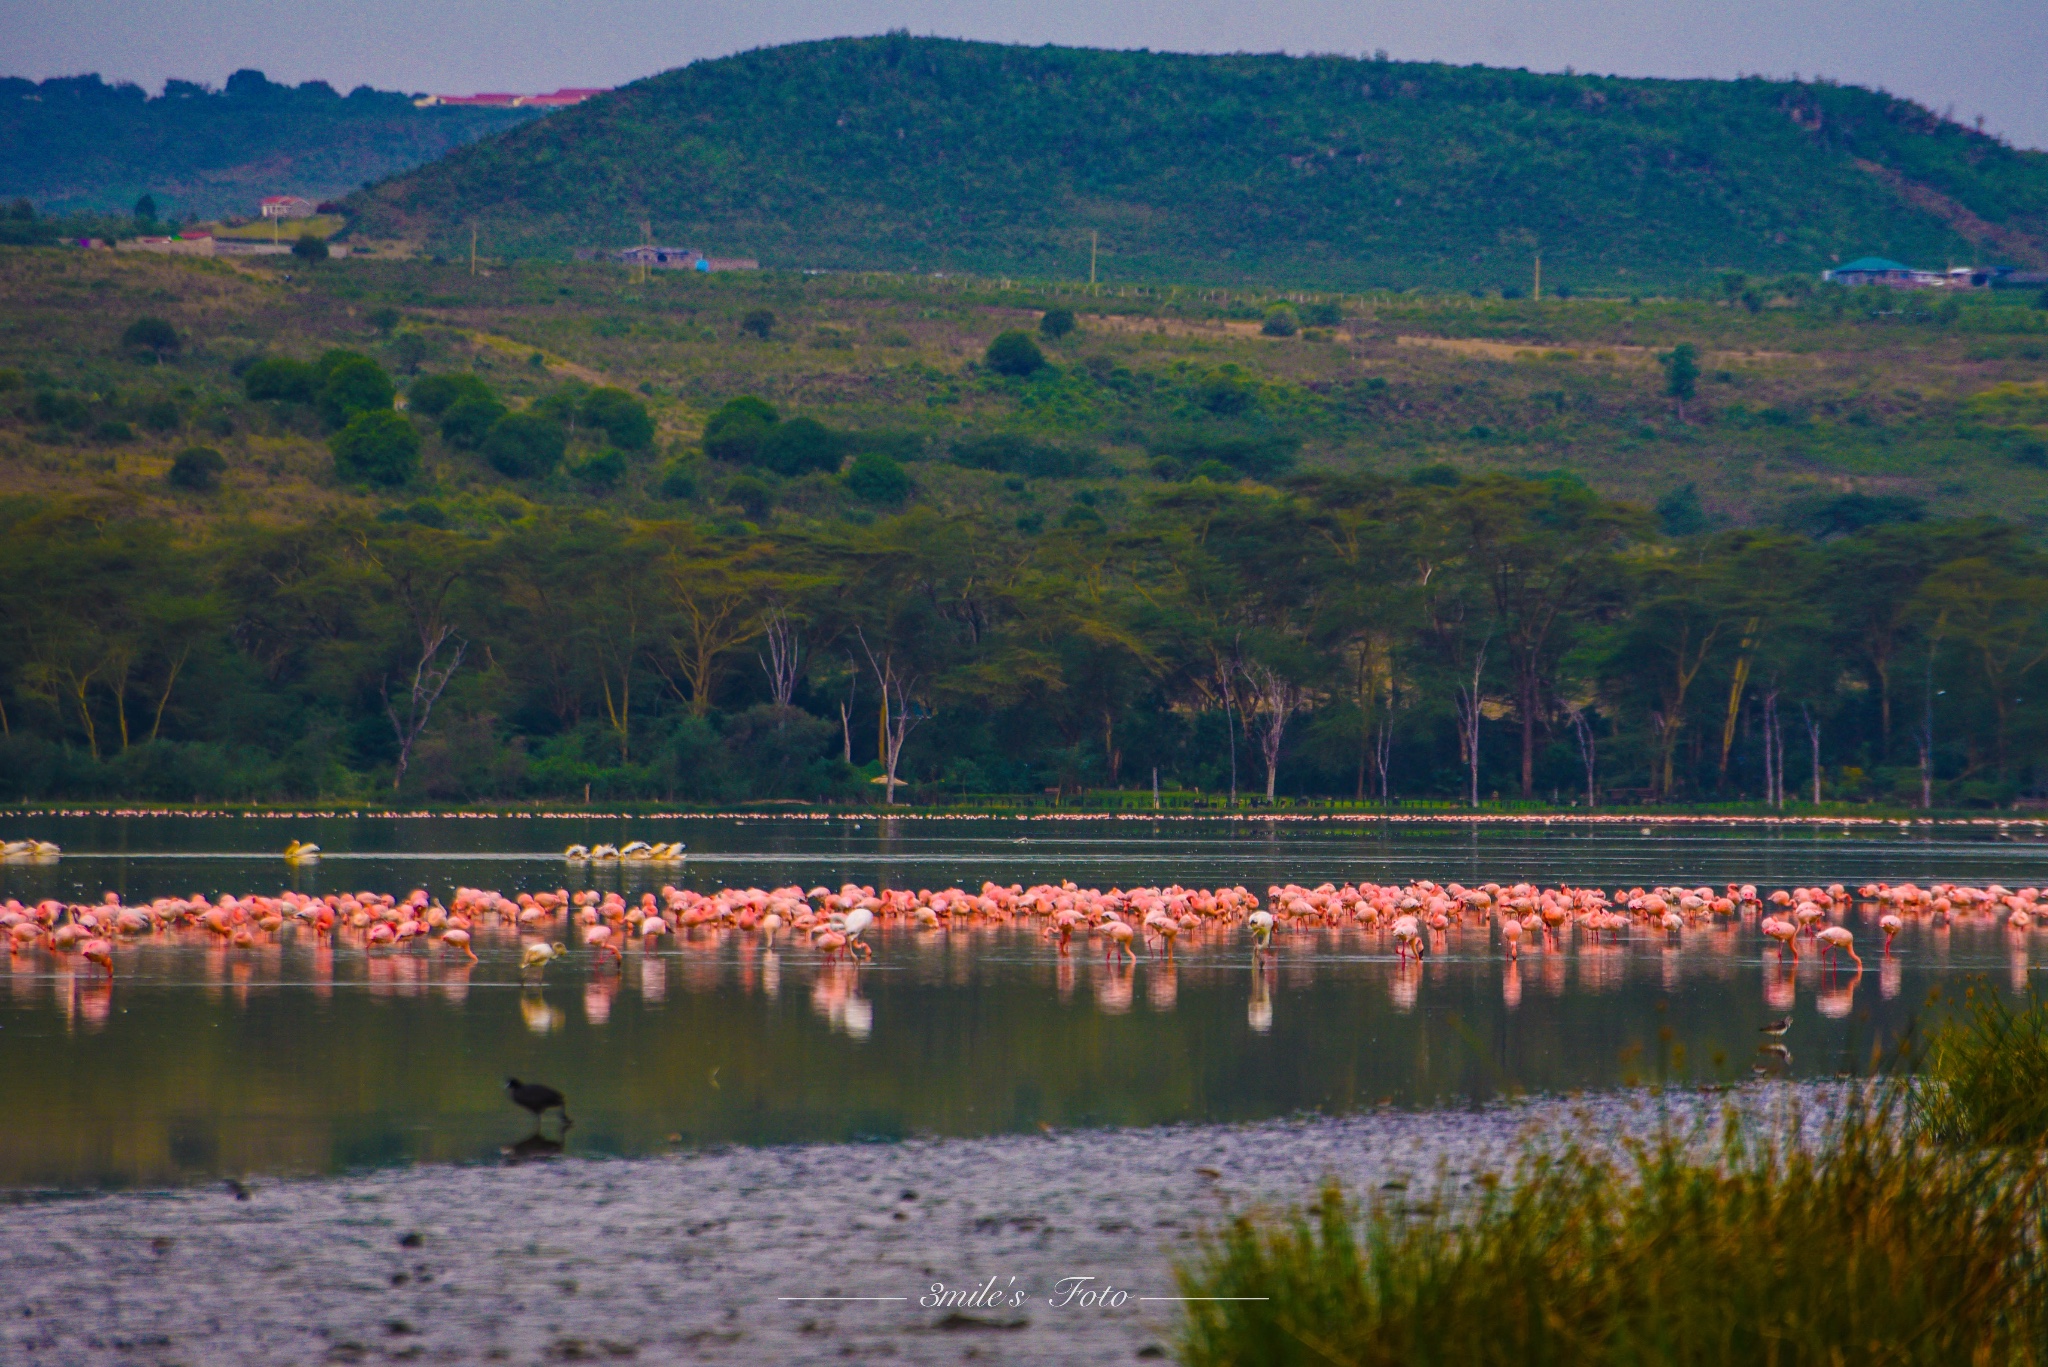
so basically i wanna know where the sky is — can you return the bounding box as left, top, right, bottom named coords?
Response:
left=6, top=0, right=2047, bottom=150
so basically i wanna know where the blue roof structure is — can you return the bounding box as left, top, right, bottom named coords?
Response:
left=1831, top=257, right=1912, bottom=273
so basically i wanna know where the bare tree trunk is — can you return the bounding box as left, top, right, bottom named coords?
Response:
left=1566, top=704, right=1596, bottom=809
left=1455, top=638, right=1489, bottom=808
left=1240, top=661, right=1305, bottom=801
left=858, top=630, right=928, bottom=805
left=384, top=625, right=466, bottom=792
left=1801, top=703, right=1822, bottom=805
left=758, top=608, right=803, bottom=720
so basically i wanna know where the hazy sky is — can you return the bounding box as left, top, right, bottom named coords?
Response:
left=8, top=0, right=2047, bottom=149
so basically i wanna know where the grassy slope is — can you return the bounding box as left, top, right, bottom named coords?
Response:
left=347, top=37, right=2048, bottom=291
left=0, top=73, right=538, bottom=220
left=2, top=248, right=2046, bottom=531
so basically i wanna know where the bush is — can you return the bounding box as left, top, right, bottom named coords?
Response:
left=658, top=461, right=699, bottom=499
left=139, top=399, right=181, bottom=433
left=481, top=412, right=566, bottom=478
left=439, top=395, right=508, bottom=450
left=1038, top=308, right=1076, bottom=339
left=315, top=355, right=396, bottom=428
left=703, top=395, right=780, bottom=463
left=741, top=308, right=776, bottom=339
left=291, top=233, right=329, bottom=262
left=758, top=416, right=845, bottom=476
left=569, top=448, right=627, bottom=486
left=407, top=372, right=493, bottom=417
left=1260, top=305, right=1299, bottom=337
left=167, top=446, right=226, bottom=490
left=1178, top=1097, right=2048, bottom=1367
left=580, top=386, right=654, bottom=450
left=844, top=451, right=910, bottom=503
left=951, top=434, right=1096, bottom=479
left=242, top=357, right=319, bottom=403
left=367, top=306, right=401, bottom=335
left=94, top=419, right=134, bottom=443
left=724, top=472, right=775, bottom=519
left=330, top=410, right=420, bottom=485
left=985, top=330, right=1047, bottom=377
left=122, top=316, right=180, bottom=361
left=1300, top=301, right=1343, bottom=327
left=1914, top=991, right=2048, bottom=1146
left=34, top=390, right=91, bottom=429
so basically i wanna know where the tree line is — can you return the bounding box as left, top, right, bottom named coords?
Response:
left=2, top=475, right=2042, bottom=807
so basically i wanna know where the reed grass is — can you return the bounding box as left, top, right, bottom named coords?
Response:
left=1177, top=1092, right=2048, bottom=1366
left=1913, top=991, right=2048, bottom=1147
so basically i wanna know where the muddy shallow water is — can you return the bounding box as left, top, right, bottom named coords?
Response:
left=6, top=1087, right=1817, bottom=1367
left=1, top=815, right=2043, bottom=1189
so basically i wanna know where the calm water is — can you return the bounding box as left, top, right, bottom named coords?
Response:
left=2, top=813, right=2045, bottom=1189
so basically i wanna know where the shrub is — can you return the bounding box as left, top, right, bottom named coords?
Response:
left=167, top=446, right=226, bottom=491
left=703, top=395, right=780, bottom=463
left=844, top=451, right=909, bottom=503
left=407, top=372, right=493, bottom=417
left=951, top=434, right=1095, bottom=479
left=122, top=316, right=180, bottom=361
left=758, top=416, right=845, bottom=476
left=1300, top=300, right=1343, bottom=327
left=315, top=355, right=396, bottom=428
left=481, top=412, right=566, bottom=478
left=330, top=410, right=419, bottom=485
left=741, top=308, right=776, bottom=339
left=724, top=472, right=775, bottom=519
left=1260, top=305, right=1298, bottom=337
left=139, top=399, right=181, bottom=433
left=1178, top=1098, right=2048, bottom=1367
left=439, top=395, right=508, bottom=450
left=243, top=357, right=319, bottom=403
left=1038, top=308, right=1076, bottom=339
left=367, top=306, right=401, bottom=335
left=570, top=448, right=627, bottom=487
left=985, top=330, right=1047, bottom=377
left=291, top=233, right=329, bottom=262
left=94, top=419, right=134, bottom=443
left=33, top=390, right=91, bottom=428
left=1914, top=990, right=2048, bottom=1146
left=658, top=461, right=699, bottom=499
left=580, top=386, right=654, bottom=450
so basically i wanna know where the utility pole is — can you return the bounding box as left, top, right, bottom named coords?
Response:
left=1089, top=230, right=1098, bottom=294
left=1533, top=250, right=1542, bottom=301
left=470, top=224, right=477, bottom=277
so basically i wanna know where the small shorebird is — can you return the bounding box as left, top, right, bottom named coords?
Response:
left=1759, top=1015, right=1793, bottom=1039
left=506, top=1078, right=572, bottom=1131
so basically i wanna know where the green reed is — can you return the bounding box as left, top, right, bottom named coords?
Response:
left=1177, top=1091, right=2048, bottom=1366
left=1913, top=991, right=2048, bottom=1148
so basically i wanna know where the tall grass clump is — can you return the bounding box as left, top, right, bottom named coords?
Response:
left=1913, top=990, right=2048, bottom=1147
left=1178, top=1095, right=2048, bottom=1366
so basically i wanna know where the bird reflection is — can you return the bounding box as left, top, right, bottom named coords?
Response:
left=583, top=975, right=617, bottom=1024
left=1147, top=961, right=1179, bottom=1012
left=1764, top=961, right=1796, bottom=1013
left=1816, top=974, right=1857, bottom=1020
left=1389, top=959, right=1421, bottom=1013
left=640, top=956, right=667, bottom=1003
left=1880, top=954, right=1902, bottom=1001
left=1502, top=960, right=1522, bottom=1011
left=1248, top=963, right=1274, bottom=1034
left=503, top=1132, right=565, bottom=1163
left=519, top=992, right=564, bottom=1034
left=1095, top=962, right=1134, bottom=1015
left=2011, top=937, right=2030, bottom=995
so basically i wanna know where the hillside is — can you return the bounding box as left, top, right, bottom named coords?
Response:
left=0, top=70, right=540, bottom=220
left=347, top=36, right=2048, bottom=291
left=4, top=246, right=2048, bottom=806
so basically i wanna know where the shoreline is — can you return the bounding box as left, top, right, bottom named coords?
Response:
left=11, top=1087, right=1819, bottom=1366
left=8, top=806, right=2048, bottom=829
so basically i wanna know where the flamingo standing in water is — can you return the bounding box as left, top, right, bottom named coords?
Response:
left=1391, top=915, right=1425, bottom=962
left=1816, top=925, right=1862, bottom=970
left=1247, top=910, right=1276, bottom=959
left=1761, top=916, right=1799, bottom=960
left=440, top=927, right=476, bottom=963
left=1499, top=916, right=1522, bottom=961
left=842, top=906, right=874, bottom=961
left=1879, top=914, right=1903, bottom=953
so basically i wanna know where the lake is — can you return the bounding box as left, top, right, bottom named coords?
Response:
left=3, top=812, right=2043, bottom=1188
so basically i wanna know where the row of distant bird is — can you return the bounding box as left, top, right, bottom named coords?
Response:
left=6, top=875, right=2041, bottom=982
left=562, top=842, right=687, bottom=863
left=1, top=841, right=60, bottom=862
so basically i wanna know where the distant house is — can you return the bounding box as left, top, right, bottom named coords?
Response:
left=611, top=245, right=758, bottom=272
left=1823, top=257, right=1917, bottom=287
left=413, top=88, right=605, bottom=109
left=259, top=195, right=316, bottom=220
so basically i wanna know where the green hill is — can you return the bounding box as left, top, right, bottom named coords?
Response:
left=347, top=36, right=2048, bottom=290
left=0, top=70, right=539, bottom=220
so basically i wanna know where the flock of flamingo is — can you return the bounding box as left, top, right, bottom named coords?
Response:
left=3, top=872, right=2042, bottom=988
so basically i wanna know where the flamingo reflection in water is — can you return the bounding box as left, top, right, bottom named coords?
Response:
left=1502, top=960, right=1522, bottom=1011
left=1248, top=962, right=1274, bottom=1034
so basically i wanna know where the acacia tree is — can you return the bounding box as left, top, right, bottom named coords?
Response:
left=355, top=526, right=472, bottom=791
left=656, top=530, right=778, bottom=716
